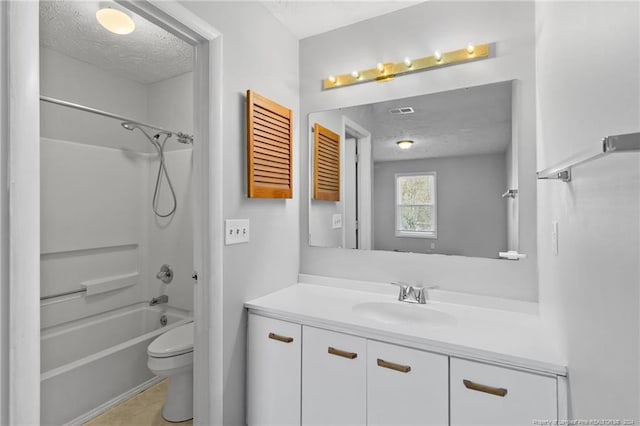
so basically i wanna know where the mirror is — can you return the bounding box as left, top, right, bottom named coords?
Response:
left=308, top=81, right=519, bottom=259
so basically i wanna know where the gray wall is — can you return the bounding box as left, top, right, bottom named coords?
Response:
left=536, top=1, right=639, bottom=420
left=300, top=1, right=538, bottom=301
left=0, top=3, right=7, bottom=423
left=180, top=2, right=300, bottom=425
left=373, top=153, right=507, bottom=258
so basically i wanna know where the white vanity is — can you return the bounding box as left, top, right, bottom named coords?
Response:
left=245, top=276, right=566, bottom=426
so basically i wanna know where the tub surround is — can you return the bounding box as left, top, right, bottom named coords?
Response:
left=245, top=275, right=566, bottom=375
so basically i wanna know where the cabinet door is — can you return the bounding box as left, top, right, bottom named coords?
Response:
left=450, top=357, right=557, bottom=426
left=367, top=340, right=448, bottom=426
left=247, top=314, right=301, bottom=426
left=301, top=326, right=366, bottom=426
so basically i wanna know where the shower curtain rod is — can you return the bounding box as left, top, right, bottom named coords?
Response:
left=40, top=95, right=194, bottom=144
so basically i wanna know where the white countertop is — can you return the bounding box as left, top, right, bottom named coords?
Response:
left=245, top=279, right=567, bottom=376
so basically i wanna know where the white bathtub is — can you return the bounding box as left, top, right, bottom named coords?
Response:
left=40, top=303, right=191, bottom=425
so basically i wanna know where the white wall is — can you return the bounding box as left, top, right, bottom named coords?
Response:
left=40, top=48, right=149, bottom=152
left=373, top=153, right=507, bottom=257
left=0, top=2, right=8, bottom=422
left=179, top=3, right=300, bottom=425
left=536, top=1, right=640, bottom=420
left=300, top=1, right=538, bottom=301
left=146, top=73, right=194, bottom=312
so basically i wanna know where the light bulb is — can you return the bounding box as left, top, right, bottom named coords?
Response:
left=403, top=57, right=412, bottom=68
left=96, top=6, right=135, bottom=35
left=434, top=50, right=442, bottom=61
left=396, top=140, right=414, bottom=150
left=351, top=70, right=360, bottom=79
left=466, top=44, right=475, bottom=54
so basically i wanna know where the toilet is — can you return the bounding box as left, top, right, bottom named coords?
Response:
left=147, top=322, right=194, bottom=422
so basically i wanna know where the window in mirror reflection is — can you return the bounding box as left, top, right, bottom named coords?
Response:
left=395, top=172, right=437, bottom=238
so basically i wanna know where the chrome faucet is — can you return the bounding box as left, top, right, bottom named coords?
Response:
left=149, top=295, right=169, bottom=306
left=390, top=282, right=437, bottom=304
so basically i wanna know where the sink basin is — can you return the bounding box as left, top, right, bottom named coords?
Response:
left=352, top=302, right=455, bottom=326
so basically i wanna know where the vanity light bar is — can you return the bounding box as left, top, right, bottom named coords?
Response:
left=322, top=43, right=490, bottom=90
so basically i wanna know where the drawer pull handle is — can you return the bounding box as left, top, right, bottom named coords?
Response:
left=463, top=379, right=508, bottom=397
left=328, top=346, right=358, bottom=359
left=268, top=332, right=293, bottom=343
left=377, top=358, right=411, bottom=373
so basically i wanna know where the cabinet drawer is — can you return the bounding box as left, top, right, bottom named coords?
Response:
left=367, top=340, right=448, bottom=426
left=247, top=314, right=301, bottom=426
left=450, top=357, right=557, bottom=426
left=302, top=326, right=366, bottom=426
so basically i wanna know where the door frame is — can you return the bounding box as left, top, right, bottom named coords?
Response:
left=342, top=117, right=372, bottom=250
left=1, top=2, right=224, bottom=424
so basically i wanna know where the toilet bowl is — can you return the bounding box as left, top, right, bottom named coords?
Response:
left=147, top=322, right=194, bottom=422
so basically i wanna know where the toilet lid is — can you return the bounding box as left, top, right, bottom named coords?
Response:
left=148, top=322, right=194, bottom=358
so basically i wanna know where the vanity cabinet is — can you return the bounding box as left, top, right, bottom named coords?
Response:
left=247, top=312, right=563, bottom=426
left=367, top=340, right=448, bottom=426
left=301, top=326, right=367, bottom=426
left=450, top=357, right=557, bottom=426
left=247, top=314, right=301, bottom=426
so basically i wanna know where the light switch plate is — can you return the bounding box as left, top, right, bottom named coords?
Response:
left=225, top=219, right=250, bottom=245
left=332, top=214, right=342, bottom=229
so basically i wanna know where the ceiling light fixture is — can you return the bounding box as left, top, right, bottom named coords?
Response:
left=396, top=140, right=414, bottom=150
left=403, top=57, right=412, bottom=68
left=466, top=43, right=475, bottom=54
left=434, top=50, right=442, bottom=61
left=377, top=63, right=385, bottom=73
left=96, top=4, right=135, bottom=35
left=351, top=70, right=360, bottom=79
left=328, top=75, right=336, bottom=83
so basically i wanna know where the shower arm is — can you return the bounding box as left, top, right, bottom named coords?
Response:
left=39, top=95, right=193, bottom=144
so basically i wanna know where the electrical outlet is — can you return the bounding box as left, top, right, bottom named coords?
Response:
left=332, top=214, right=342, bottom=229
left=552, top=221, right=559, bottom=256
left=225, top=219, right=250, bottom=245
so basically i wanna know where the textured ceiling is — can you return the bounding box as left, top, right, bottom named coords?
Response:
left=339, top=81, right=513, bottom=162
left=39, top=1, right=193, bottom=84
left=260, top=0, right=424, bottom=39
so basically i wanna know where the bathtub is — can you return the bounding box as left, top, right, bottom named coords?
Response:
left=40, top=302, right=191, bottom=425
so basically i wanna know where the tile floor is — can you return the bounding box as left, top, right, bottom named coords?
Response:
left=84, top=380, right=193, bottom=426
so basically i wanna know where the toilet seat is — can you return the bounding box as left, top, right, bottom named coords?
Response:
left=148, top=322, right=194, bottom=358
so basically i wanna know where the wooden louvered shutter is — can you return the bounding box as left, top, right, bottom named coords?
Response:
left=313, top=123, right=340, bottom=201
left=246, top=90, right=293, bottom=198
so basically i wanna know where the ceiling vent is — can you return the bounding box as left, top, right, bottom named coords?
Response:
left=389, top=107, right=414, bottom=115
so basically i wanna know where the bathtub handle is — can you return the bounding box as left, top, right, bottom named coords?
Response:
left=156, top=264, right=173, bottom=284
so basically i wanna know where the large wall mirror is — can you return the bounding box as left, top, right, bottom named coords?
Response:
left=308, top=80, right=520, bottom=259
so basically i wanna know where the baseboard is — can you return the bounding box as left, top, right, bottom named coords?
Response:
left=66, top=376, right=163, bottom=426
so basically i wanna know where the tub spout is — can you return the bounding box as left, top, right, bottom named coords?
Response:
left=150, top=295, right=169, bottom=306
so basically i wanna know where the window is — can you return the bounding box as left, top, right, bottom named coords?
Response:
left=395, top=172, right=437, bottom=238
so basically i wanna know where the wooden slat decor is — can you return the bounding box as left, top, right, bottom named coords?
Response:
left=313, top=123, right=340, bottom=201
left=246, top=90, right=293, bottom=198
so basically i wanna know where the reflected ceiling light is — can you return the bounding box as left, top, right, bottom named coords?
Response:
left=351, top=70, right=360, bottom=79
left=328, top=75, right=336, bottom=83
left=403, top=57, right=413, bottom=68
left=377, top=63, right=385, bottom=73
left=434, top=50, right=442, bottom=61
left=396, top=140, right=414, bottom=150
left=466, top=43, right=475, bottom=54
left=96, top=4, right=135, bottom=35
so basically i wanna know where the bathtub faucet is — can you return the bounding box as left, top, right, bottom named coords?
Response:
left=150, top=295, right=169, bottom=306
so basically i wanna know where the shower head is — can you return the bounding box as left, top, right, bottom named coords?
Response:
left=121, top=122, right=136, bottom=131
